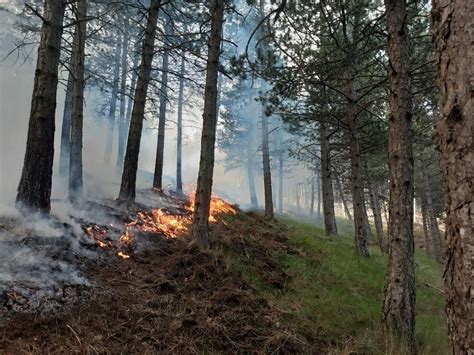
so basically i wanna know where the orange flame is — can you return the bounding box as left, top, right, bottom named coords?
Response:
left=117, top=251, right=130, bottom=259
left=187, top=192, right=236, bottom=222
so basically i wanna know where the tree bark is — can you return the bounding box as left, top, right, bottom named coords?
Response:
left=363, top=160, right=387, bottom=252
left=261, top=112, right=274, bottom=219
left=278, top=149, right=283, bottom=213
left=320, top=122, right=338, bottom=235
left=68, top=0, right=87, bottom=203
left=16, top=0, right=66, bottom=212
left=176, top=51, right=185, bottom=194
left=316, top=167, right=322, bottom=221
left=191, top=0, right=224, bottom=246
left=310, top=177, right=315, bottom=217
left=420, top=152, right=443, bottom=262
left=153, top=18, right=172, bottom=190
left=346, top=78, right=368, bottom=255
left=116, top=24, right=130, bottom=168
left=432, top=1, right=473, bottom=351
left=104, top=36, right=122, bottom=163
left=382, top=0, right=415, bottom=345
left=59, top=73, right=73, bottom=176
left=419, top=190, right=432, bottom=256
left=118, top=0, right=161, bottom=201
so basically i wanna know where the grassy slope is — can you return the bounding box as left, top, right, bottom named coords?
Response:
left=231, top=215, right=447, bottom=354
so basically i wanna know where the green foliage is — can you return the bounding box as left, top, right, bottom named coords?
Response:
left=232, top=216, right=447, bottom=354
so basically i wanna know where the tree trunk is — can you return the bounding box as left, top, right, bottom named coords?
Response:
left=246, top=140, right=258, bottom=209
left=278, top=149, right=283, bottom=213
left=432, top=2, right=473, bottom=350
left=104, top=36, right=122, bottom=163
left=320, top=122, right=338, bottom=235
left=261, top=113, right=274, bottom=219
left=68, top=0, right=87, bottom=203
left=59, top=73, right=73, bottom=176
left=153, top=19, right=172, bottom=190
left=363, top=160, right=386, bottom=252
left=316, top=167, right=322, bottom=221
left=16, top=0, right=66, bottom=212
left=118, top=0, right=161, bottom=201
left=310, top=177, right=315, bottom=217
left=191, top=0, right=224, bottom=246
left=335, top=175, right=353, bottom=224
left=346, top=77, right=369, bottom=256
left=116, top=24, right=130, bottom=168
left=420, top=153, right=443, bottom=262
left=176, top=51, right=185, bottom=194
left=382, top=0, right=415, bottom=345
left=124, top=43, right=141, bottom=146
left=419, top=191, right=432, bottom=256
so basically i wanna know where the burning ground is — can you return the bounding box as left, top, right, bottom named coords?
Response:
left=0, top=192, right=310, bottom=353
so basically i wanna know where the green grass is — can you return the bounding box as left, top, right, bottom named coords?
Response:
left=233, top=216, right=447, bottom=354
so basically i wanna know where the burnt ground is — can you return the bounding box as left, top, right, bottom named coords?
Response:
left=0, top=196, right=317, bottom=354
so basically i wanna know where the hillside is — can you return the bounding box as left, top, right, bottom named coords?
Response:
left=1, top=202, right=446, bottom=354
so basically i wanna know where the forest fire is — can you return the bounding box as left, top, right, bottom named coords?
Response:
left=186, top=192, right=236, bottom=222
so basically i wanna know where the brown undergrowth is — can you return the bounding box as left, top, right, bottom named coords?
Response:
left=0, top=209, right=314, bottom=354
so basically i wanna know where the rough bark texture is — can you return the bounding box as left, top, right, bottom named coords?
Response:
left=118, top=0, right=161, bottom=201
left=320, top=123, right=338, bottom=235
left=59, top=73, right=73, bottom=176
left=104, top=36, right=122, bottom=163
left=117, top=26, right=130, bottom=168
left=432, top=0, right=474, bottom=352
left=153, top=19, right=172, bottom=190
left=16, top=0, right=66, bottom=212
left=382, top=0, right=415, bottom=345
left=68, top=0, right=87, bottom=202
left=316, top=167, right=321, bottom=221
left=176, top=51, right=185, bottom=194
left=191, top=0, right=224, bottom=246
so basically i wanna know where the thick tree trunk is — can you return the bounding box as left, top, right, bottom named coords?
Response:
left=191, top=0, right=224, bottom=246
left=59, top=73, right=73, bottom=176
left=176, top=51, right=185, bottom=194
left=382, top=0, right=415, bottom=345
left=118, top=0, right=161, bottom=201
left=68, top=0, right=87, bottom=202
left=116, top=25, right=130, bottom=168
left=16, top=0, right=66, bottom=212
left=420, top=154, right=443, bottom=262
left=104, top=36, right=122, bottom=163
left=346, top=80, right=369, bottom=256
left=153, top=19, right=172, bottom=190
left=363, top=160, right=387, bottom=252
left=335, top=176, right=353, bottom=224
left=432, top=1, right=473, bottom=351
left=320, top=123, right=338, bottom=235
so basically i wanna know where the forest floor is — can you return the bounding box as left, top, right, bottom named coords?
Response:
left=0, top=195, right=446, bottom=354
